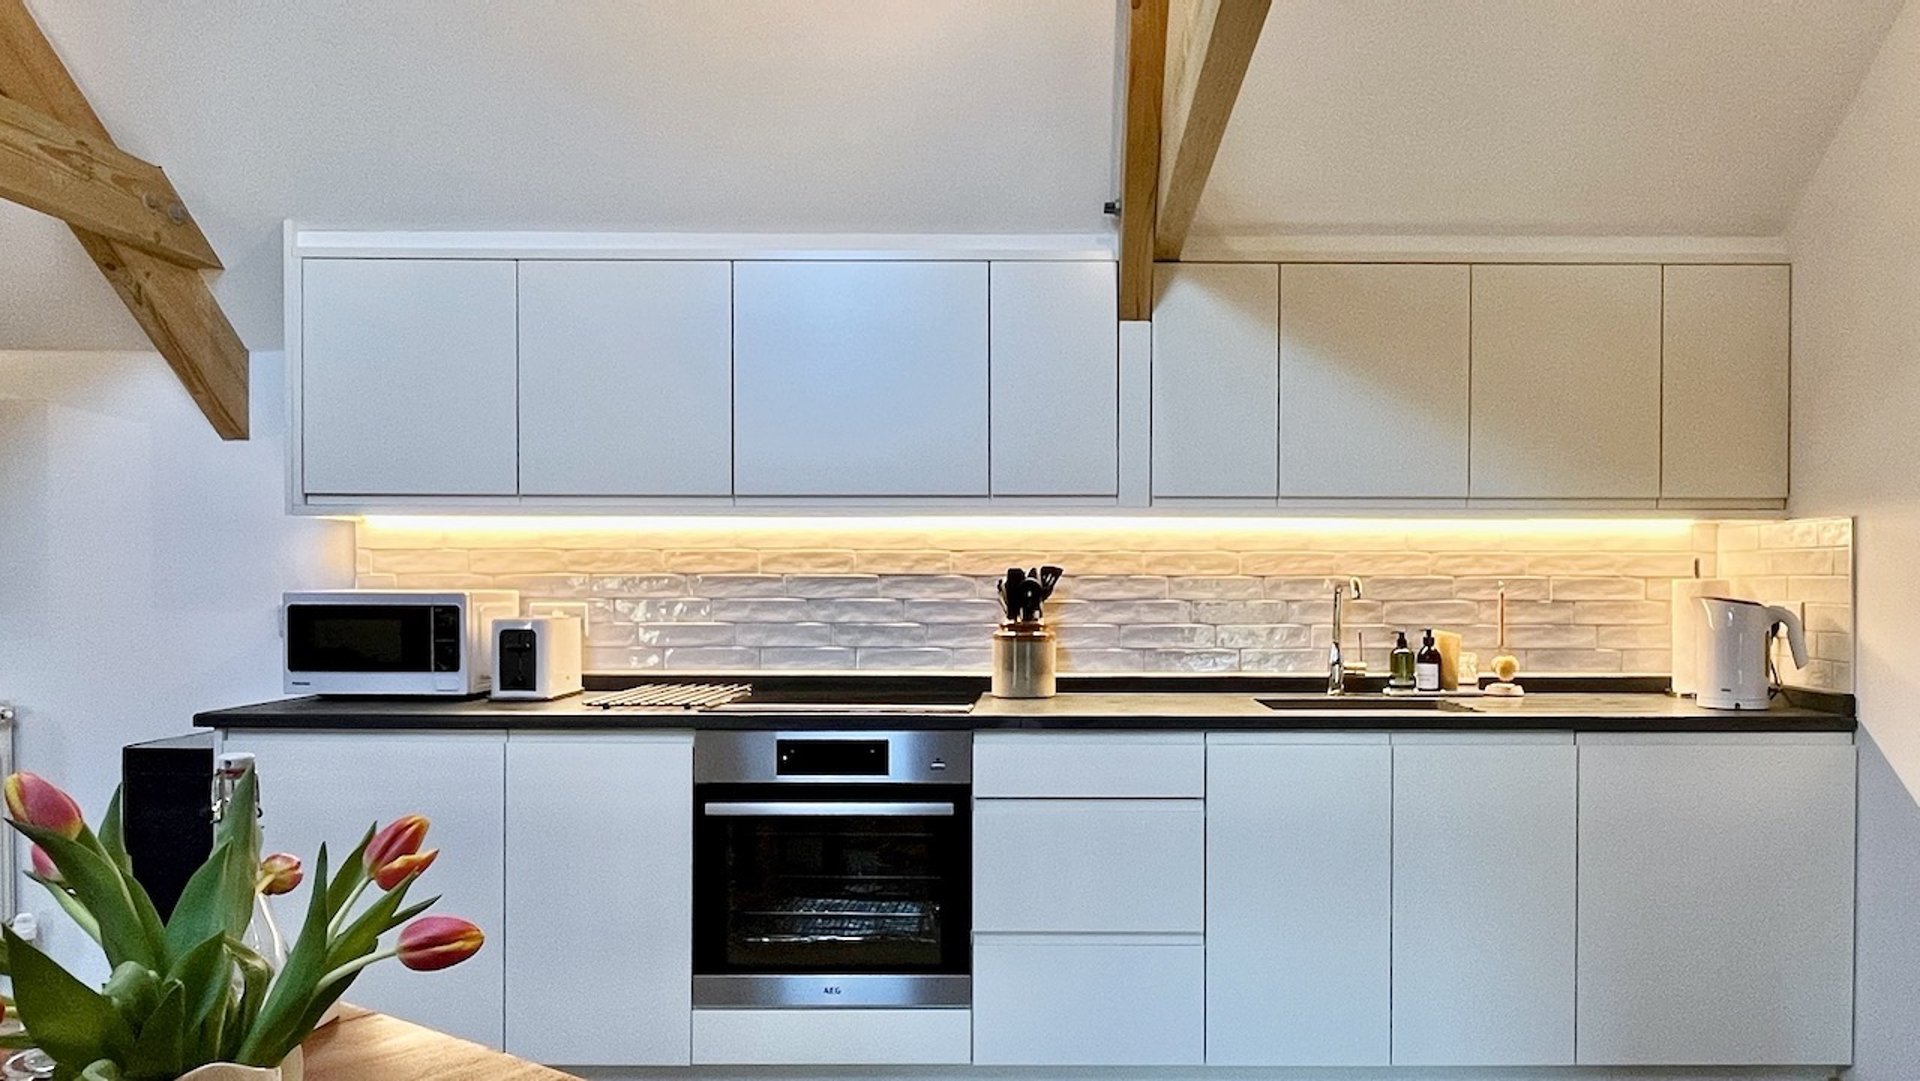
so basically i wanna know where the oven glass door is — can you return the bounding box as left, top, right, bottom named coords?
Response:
left=694, top=783, right=970, bottom=978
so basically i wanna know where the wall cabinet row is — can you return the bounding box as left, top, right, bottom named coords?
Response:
left=297, top=258, right=1118, bottom=503
left=1152, top=262, right=1790, bottom=505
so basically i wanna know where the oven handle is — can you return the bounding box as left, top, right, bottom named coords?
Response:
left=701, top=800, right=957, bottom=818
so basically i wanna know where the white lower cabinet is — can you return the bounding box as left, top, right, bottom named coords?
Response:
left=973, top=936, right=1204, bottom=1066
left=1391, top=734, right=1577, bottom=1066
left=974, top=799, right=1203, bottom=933
left=693, top=1009, right=971, bottom=1066
left=504, top=732, right=692, bottom=1066
left=1205, top=734, right=1391, bottom=1066
left=220, top=730, right=507, bottom=1048
left=1576, top=733, right=1856, bottom=1066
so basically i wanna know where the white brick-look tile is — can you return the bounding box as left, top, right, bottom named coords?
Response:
left=354, top=517, right=1852, bottom=687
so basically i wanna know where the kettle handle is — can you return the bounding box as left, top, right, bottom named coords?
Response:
left=1765, top=605, right=1809, bottom=670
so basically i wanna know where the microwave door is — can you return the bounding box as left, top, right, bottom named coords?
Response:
left=285, top=604, right=436, bottom=673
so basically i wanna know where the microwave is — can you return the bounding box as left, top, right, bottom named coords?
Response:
left=282, top=590, right=519, bottom=696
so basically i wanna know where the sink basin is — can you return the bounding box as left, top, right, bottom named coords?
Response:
left=1257, top=696, right=1479, bottom=712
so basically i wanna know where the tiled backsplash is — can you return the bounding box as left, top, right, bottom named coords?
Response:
left=354, top=517, right=1854, bottom=691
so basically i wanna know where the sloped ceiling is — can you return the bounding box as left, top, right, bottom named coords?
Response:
left=1193, top=0, right=1908, bottom=238
left=0, top=0, right=1908, bottom=353
left=0, top=0, right=1120, bottom=351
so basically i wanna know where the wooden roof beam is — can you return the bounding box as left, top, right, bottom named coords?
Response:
left=0, top=92, right=221, bottom=269
left=1155, top=0, right=1271, bottom=262
left=1117, top=0, right=1168, bottom=320
left=0, top=0, right=249, bottom=439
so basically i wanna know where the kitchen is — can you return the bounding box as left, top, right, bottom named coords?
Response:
left=0, top=2, right=1916, bottom=1080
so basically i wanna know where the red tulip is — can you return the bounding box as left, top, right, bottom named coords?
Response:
left=365, top=815, right=430, bottom=883
left=258, top=852, right=304, bottom=896
left=397, top=916, right=485, bottom=972
left=4, top=773, right=84, bottom=840
left=28, top=845, right=59, bottom=883
left=372, top=848, right=438, bottom=891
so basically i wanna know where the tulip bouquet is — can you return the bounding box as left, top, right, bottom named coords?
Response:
left=1, top=770, right=484, bottom=1081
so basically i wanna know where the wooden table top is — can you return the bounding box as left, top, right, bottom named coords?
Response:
left=303, top=1006, right=579, bottom=1081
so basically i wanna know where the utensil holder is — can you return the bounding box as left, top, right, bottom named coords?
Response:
left=992, top=621, right=1056, bottom=699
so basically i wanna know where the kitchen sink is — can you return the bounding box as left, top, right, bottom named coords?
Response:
left=1257, top=696, right=1479, bottom=712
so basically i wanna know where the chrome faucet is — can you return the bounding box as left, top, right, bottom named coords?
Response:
left=1329, top=577, right=1365, bottom=694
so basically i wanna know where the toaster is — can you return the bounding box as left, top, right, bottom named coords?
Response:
left=491, top=616, right=584, bottom=701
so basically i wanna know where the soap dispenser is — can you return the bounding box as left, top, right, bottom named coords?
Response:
left=1389, top=631, right=1416, bottom=689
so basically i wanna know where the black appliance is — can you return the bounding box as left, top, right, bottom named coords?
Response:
left=120, top=732, right=217, bottom=919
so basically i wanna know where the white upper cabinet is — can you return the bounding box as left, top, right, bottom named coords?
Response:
left=517, top=261, right=732, bottom=497
left=1661, top=265, right=1790, bottom=502
left=1280, top=264, right=1470, bottom=498
left=1151, top=263, right=1280, bottom=499
left=1576, top=735, right=1855, bottom=1066
left=1206, top=735, right=1392, bottom=1067
left=1392, top=737, right=1577, bottom=1066
left=301, top=259, right=519, bottom=496
left=1469, top=265, right=1662, bottom=499
left=732, top=261, right=989, bottom=497
left=989, top=261, right=1118, bottom=496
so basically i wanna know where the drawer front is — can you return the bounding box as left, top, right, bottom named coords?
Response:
left=692, top=1008, right=971, bottom=1065
left=974, top=935, right=1205, bottom=1065
left=974, top=732, right=1204, bottom=798
left=975, top=799, right=1204, bottom=933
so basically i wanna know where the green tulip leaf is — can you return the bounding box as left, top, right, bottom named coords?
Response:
left=235, top=844, right=331, bottom=1067
left=4, top=926, right=135, bottom=1067
left=163, top=836, right=252, bottom=959
left=101, top=962, right=160, bottom=1025
left=97, top=787, right=134, bottom=877
left=324, top=869, right=420, bottom=972
left=8, top=822, right=160, bottom=970
left=167, top=932, right=234, bottom=1034
left=325, top=823, right=377, bottom=920
left=124, top=979, right=186, bottom=1080
left=91, top=788, right=171, bottom=969
left=219, top=935, right=271, bottom=1062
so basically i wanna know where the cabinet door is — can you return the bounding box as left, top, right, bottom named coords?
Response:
left=974, top=799, right=1203, bottom=933
left=1151, top=263, right=1279, bottom=499
left=1280, top=264, right=1470, bottom=498
left=1577, top=735, right=1855, bottom=1065
left=1469, top=265, right=1661, bottom=499
left=973, top=936, right=1204, bottom=1065
left=1206, top=735, right=1391, bottom=1066
left=222, top=730, right=506, bottom=1047
left=1661, top=265, right=1790, bottom=501
left=733, top=261, right=988, bottom=496
left=1392, top=736, right=1576, bottom=1066
left=518, top=262, right=732, bottom=497
left=989, top=261, right=1118, bottom=496
left=301, top=259, right=518, bottom=496
left=505, top=733, right=691, bottom=1065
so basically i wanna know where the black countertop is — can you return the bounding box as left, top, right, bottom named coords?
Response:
left=195, top=674, right=1856, bottom=734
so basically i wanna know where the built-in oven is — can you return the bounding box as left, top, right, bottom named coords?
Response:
left=693, top=730, right=971, bottom=1009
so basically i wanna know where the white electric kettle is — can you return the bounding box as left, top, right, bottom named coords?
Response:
left=1696, top=596, right=1808, bottom=710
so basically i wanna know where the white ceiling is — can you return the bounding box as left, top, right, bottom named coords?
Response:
left=0, top=0, right=1908, bottom=352
left=1194, top=0, right=1908, bottom=238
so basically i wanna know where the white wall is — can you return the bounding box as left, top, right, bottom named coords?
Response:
left=1788, top=0, right=1920, bottom=791
left=1785, top=1, right=1920, bottom=1078
left=0, top=350, right=351, bottom=976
